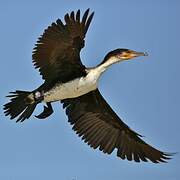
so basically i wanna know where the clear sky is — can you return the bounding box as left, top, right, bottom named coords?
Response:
left=0, top=0, right=179, bottom=179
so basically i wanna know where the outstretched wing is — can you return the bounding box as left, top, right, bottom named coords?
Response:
left=32, top=9, right=94, bottom=83
left=61, top=89, right=171, bottom=163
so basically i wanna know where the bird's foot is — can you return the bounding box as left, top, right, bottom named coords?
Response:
left=35, top=102, right=53, bottom=119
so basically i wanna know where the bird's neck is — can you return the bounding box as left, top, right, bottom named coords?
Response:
left=95, top=56, right=120, bottom=76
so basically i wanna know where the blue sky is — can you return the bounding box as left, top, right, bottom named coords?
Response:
left=0, top=0, right=180, bottom=179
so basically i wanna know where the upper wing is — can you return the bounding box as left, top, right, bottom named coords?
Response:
left=61, top=89, right=171, bottom=163
left=32, top=9, right=94, bottom=83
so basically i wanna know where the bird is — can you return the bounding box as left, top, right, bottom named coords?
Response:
left=3, top=9, right=173, bottom=163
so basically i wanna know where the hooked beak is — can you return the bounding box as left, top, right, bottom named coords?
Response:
left=117, top=50, right=148, bottom=60
left=133, top=51, right=148, bottom=57
left=124, top=51, right=148, bottom=60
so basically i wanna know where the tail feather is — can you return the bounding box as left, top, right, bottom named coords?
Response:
left=4, top=90, right=37, bottom=122
left=16, top=103, right=37, bottom=122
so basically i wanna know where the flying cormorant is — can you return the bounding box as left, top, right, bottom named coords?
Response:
left=4, top=9, right=172, bottom=163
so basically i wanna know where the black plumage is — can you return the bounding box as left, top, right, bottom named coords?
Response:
left=61, top=89, right=171, bottom=163
left=32, top=9, right=94, bottom=83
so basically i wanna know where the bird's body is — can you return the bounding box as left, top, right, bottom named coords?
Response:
left=43, top=68, right=98, bottom=102
left=4, top=9, right=173, bottom=163
left=36, top=56, right=119, bottom=102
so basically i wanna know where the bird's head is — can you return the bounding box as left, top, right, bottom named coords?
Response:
left=102, top=48, right=148, bottom=65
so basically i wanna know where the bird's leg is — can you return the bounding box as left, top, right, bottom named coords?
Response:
left=35, top=102, right=53, bottom=119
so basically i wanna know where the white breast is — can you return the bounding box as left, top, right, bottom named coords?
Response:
left=43, top=69, right=100, bottom=102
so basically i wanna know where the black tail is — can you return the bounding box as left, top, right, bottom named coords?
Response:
left=3, top=90, right=37, bottom=122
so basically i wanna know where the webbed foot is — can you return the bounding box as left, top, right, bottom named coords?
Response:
left=35, top=102, right=53, bottom=119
